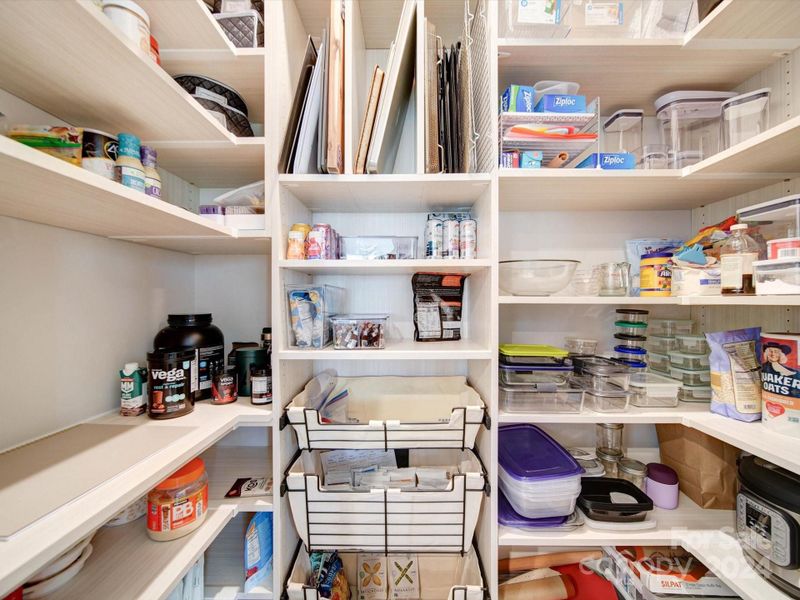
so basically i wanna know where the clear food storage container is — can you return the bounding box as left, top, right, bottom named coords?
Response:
left=675, top=333, right=709, bottom=355
left=500, top=0, right=572, bottom=38
left=646, top=334, right=679, bottom=354
left=565, top=337, right=598, bottom=354
left=615, top=321, right=648, bottom=337
left=338, top=236, right=418, bottom=260
left=753, top=257, right=800, bottom=295
left=568, top=0, right=643, bottom=38
left=649, top=318, right=693, bottom=336
left=641, top=144, right=669, bottom=169
left=585, top=389, right=632, bottom=413
left=569, top=447, right=605, bottom=477
left=722, top=88, right=770, bottom=150
left=500, top=384, right=585, bottom=413
left=648, top=351, right=671, bottom=374
left=499, top=344, right=570, bottom=365
left=286, top=284, right=345, bottom=349
left=614, top=335, right=647, bottom=349
left=616, top=308, right=649, bottom=323
left=499, top=364, right=572, bottom=387
left=655, top=91, right=736, bottom=167
left=668, top=350, right=710, bottom=370
left=572, top=356, right=632, bottom=391
left=626, top=372, right=680, bottom=408
left=330, top=314, right=388, bottom=349
left=738, top=194, right=800, bottom=243
left=669, top=365, right=710, bottom=386
left=603, top=109, right=644, bottom=165
left=678, top=384, right=712, bottom=403
left=614, top=346, right=647, bottom=363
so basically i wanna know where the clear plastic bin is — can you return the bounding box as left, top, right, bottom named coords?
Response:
left=285, top=284, right=345, bottom=349
left=585, top=389, right=632, bottom=412
left=655, top=91, right=737, bottom=167
left=500, top=384, right=585, bottom=413
left=668, top=351, right=709, bottom=370
left=738, top=194, right=800, bottom=243
left=330, top=314, right=388, bottom=349
left=675, top=333, right=709, bottom=355
left=669, top=366, right=710, bottom=386
left=569, top=0, right=643, bottom=38
left=754, top=257, right=800, bottom=295
left=572, top=356, right=632, bottom=391
left=615, top=321, right=648, bottom=336
left=645, top=334, right=679, bottom=354
left=627, top=372, right=680, bottom=408
left=500, top=0, right=572, bottom=39
left=338, top=236, right=418, bottom=260
left=649, top=318, right=693, bottom=336
left=616, top=308, right=649, bottom=323
left=722, top=88, right=770, bottom=150
left=647, top=351, right=671, bottom=374
left=565, top=337, right=598, bottom=354
left=603, top=109, right=644, bottom=165
left=500, top=364, right=572, bottom=387
left=678, top=384, right=712, bottom=403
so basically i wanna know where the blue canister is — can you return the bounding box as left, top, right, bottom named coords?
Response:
left=114, top=132, right=145, bottom=193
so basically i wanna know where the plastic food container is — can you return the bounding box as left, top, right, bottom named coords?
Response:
left=568, top=0, right=643, bottom=39
left=614, top=335, right=647, bottom=349
left=572, top=356, right=632, bottom=391
left=614, top=345, right=647, bottom=362
left=753, top=257, right=800, bottom=295
left=738, top=194, right=800, bottom=243
left=645, top=334, right=679, bottom=354
left=500, top=260, right=580, bottom=296
left=675, top=333, right=709, bottom=355
left=564, top=337, right=598, bottom=354
left=678, top=384, right=712, bottom=403
left=655, top=91, right=737, bottom=167
left=569, top=447, right=605, bottom=477
left=647, top=351, right=671, bottom=374
left=722, top=88, right=770, bottom=149
left=626, top=372, right=680, bottom=408
left=616, top=308, right=649, bottom=323
left=585, top=389, right=631, bottom=412
left=338, top=236, right=418, bottom=260
left=500, top=384, right=585, bottom=413
left=615, top=321, right=648, bottom=337
left=617, top=359, right=648, bottom=371
left=641, top=144, right=669, bottom=169
left=499, top=344, right=570, bottom=365
left=499, top=424, right=583, bottom=519
left=648, top=318, right=693, bottom=336
left=668, top=351, right=710, bottom=370
left=147, top=458, right=208, bottom=541
left=577, top=478, right=653, bottom=522
left=286, top=284, right=345, bottom=348
left=330, top=314, right=388, bottom=349
left=669, top=365, right=710, bottom=386
left=499, top=364, right=572, bottom=387
left=498, top=491, right=583, bottom=531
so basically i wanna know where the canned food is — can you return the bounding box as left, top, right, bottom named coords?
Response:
left=425, top=218, right=443, bottom=259
left=459, top=219, right=477, bottom=259
left=443, top=219, right=460, bottom=259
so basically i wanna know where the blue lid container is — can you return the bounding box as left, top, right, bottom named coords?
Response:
left=615, top=345, right=647, bottom=356
left=499, top=424, right=583, bottom=482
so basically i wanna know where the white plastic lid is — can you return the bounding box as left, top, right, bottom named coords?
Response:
left=737, top=194, right=800, bottom=223
left=654, top=90, right=737, bottom=113
left=102, top=0, right=150, bottom=26
left=721, top=87, right=771, bottom=116
left=604, top=109, right=644, bottom=133
left=753, top=257, right=800, bottom=268
left=731, top=223, right=748, bottom=231
left=123, top=362, right=140, bottom=374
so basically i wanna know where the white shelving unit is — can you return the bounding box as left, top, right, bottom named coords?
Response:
left=2, top=1, right=800, bottom=600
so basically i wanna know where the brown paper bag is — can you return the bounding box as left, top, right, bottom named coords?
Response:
left=655, top=424, right=740, bottom=510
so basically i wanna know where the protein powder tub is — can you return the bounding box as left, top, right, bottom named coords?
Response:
left=147, top=458, right=208, bottom=541
left=154, top=314, right=224, bottom=401
left=146, top=349, right=195, bottom=420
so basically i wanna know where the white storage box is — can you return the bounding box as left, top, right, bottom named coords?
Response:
left=283, top=449, right=487, bottom=553
left=754, top=257, right=800, bottom=295
left=284, top=544, right=487, bottom=600
left=284, top=376, right=487, bottom=450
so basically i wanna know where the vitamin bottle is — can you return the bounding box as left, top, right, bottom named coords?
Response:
left=115, top=133, right=146, bottom=193
left=140, top=145, right=162, bottom=198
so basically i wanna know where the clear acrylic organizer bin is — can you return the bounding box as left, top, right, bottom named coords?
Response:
left=285, top=284, right=345, bottom=349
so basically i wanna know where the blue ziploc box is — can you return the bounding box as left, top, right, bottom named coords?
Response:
left=534, top=94, right=587, bottom=113
left=521, top=151, right=543, bottom=168
left=501, top=151, right=520, bottom=168
left=501, top=85, right=536, bottom=113
left=577, top=153, right=636, bottom=169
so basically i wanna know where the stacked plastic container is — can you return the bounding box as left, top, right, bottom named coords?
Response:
left=613, top=309, right=649, bottom=369
left=499, top=424, right=584, bottom=527
left=645, top=318, right=711, bottom=402
left=499, top=344, right=584, bottom=413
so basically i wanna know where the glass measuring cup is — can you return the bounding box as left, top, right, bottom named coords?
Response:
left=595, top=262, right=631, bottom=296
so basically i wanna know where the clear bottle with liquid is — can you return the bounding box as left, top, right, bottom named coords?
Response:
left=720, top=223, right=759, bottom=295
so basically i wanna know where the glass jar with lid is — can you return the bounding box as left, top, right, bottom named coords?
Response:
left=618, top=458, right=648, bottom=490
left=596, top=447, right=623, bottom=478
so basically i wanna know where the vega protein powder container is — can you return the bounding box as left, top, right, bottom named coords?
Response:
left=146, top=349, right=195, bottom=419
left=154, top=314, right=224, bottom=401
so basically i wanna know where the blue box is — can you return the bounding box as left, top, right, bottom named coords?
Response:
left=577, top=153, right=636, bottom=170
left=534, top=94, right=587, bottom=113
left=521, top=151, right=543, bottom=169
left=501, top=85, right=536, bottom=113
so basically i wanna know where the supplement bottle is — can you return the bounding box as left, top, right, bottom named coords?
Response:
left=140, top=145, right=162, bottom=198
left=114, top=132, right=145, bottom=192
left=720, top=224, right=760, bottom=295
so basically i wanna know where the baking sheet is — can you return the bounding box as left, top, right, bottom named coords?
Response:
left=0, top=423, right=192, bottom=538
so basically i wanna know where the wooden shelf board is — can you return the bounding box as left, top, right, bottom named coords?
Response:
left=0, top=403, right=271, bottom=595
left=279, top=258, right=492, bottom=275
left=0, top=0, right=236, bottom=141
left=688, top=0, right=800, bottom=42
left=277, top=339, right=493, bottom=360
left=202, top=446, right=273, bottom=513
left=137, top=0, right=233, bottom=50
left=151, top=138, right=266, bottom=188
left=279, top=174, right=491, bottom=212
left=46, top=508, right=234, bottom=600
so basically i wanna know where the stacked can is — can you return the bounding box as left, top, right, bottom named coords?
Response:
left=425, top=214, right=477, bottom=259
left=460, top=219, right=477, bottom=259
left=425, top=217, right=443, bottom=259
left=443, top=219, right=460, bottom=259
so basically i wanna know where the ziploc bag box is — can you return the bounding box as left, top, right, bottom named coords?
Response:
left=577, top=153, right=636, bottom=169
left=534, top=94, right=587, bottom=113
left=501, top=85, right=536, bottom=113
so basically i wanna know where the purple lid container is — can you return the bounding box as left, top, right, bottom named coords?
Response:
left=140, top=145, right=157, bottom=167
left=200, top=205, right=224, bottom=215
left=499, top=424, right=583, bottom=482
left=646, top=462, right=678, bottom=485
left=498, top=491, right=567, bottom=528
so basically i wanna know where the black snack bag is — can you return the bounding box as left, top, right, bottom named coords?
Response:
left=412, top=272, right=469, bottom=342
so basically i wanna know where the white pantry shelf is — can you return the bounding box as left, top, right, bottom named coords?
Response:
left=279, top=174, right=491, bottom=212
left=151, top=138, right=266, bottom=189
left=498, top=402, right=710, bottom=424
left=499, top=295, right=800, bottom=306
left=46, top=508, right=234, bottom=600
left=202, top=446, right=273, bottom=514
left=277, top=339, right=493, bottom=360
left=687, top=0, right=800, bottom=42
left=0, top=403, right=271, bottom=596
left=137, top=0, right=233, bottom=51
left=279, top=258, right=492, bottom=275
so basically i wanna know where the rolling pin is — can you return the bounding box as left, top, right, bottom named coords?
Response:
left=547, top=152, right=570, bottom=168
left=499, top=574, right=576, bottom=600
left=499, top=550, right=604, bottom=574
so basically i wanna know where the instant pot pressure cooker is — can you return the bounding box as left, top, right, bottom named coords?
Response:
left=737, top=455, right=800, bottom=598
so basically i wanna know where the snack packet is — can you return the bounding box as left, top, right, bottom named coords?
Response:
left=706, top=327, right=762, bottom=422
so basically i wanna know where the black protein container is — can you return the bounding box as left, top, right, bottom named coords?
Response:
left=154, top=314, right=224, bottom=401
left=146, top=349, right=196, bottom=419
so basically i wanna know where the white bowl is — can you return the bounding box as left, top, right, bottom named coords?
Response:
left=499, top=260, right=580, bottom=296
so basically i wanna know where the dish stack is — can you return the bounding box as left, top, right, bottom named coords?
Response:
left=498, top=424, right=584, bottom=531
left=645, top=319, right=712, bottom=403
left=613, top=309, right=649, bottom=369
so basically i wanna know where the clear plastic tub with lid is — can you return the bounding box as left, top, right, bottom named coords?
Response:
left=614, top=334, right=647, bottom=349
left=338, top=236, right=418, bottom=260
left=669, top=365, right=710, bottom=386
left=646, top=334, right=680, bottom=354
left=753, top=257, right=800, bottom=295
left=585, top=389, right=632, bottom=412
left=499, top=344, right=570, bottom=366
left=625, top=372, right=680, bottom=408
left=647, top=351, right=671, bottom=374
left=648, top=318, right=693, bottom=336
left=499, top=364, right=572, bottom=387
left=564, top=337, right=598, bottom=354
left=614, top=345, right=647, bottom=363
left=572, top=355, right=632, bottom=391
left=668, top=350, right=710, bottom=370
left=330, top=314, right=388, bottom=349
left=675, top=333, right=709, bottom=355
left=615, top=321, right=648, bottom=337
left=500, top=384, right=585, bottom=413
left=722, top=88, right=770, bottom=150
left=678, top=384, right=712, bottom=403
left=738, top=194, right=800, bottom=243
left=655, top=90, right=737, bottom=167
left=616, top=308, right=649, bottom=323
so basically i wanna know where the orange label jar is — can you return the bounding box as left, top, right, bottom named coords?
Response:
left=640, top=252, right=673, bottom=297
left=147, top=457, right=208, bottom=541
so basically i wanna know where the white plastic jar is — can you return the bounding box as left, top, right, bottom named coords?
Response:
left=102, top=0, right=151, bottom=54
